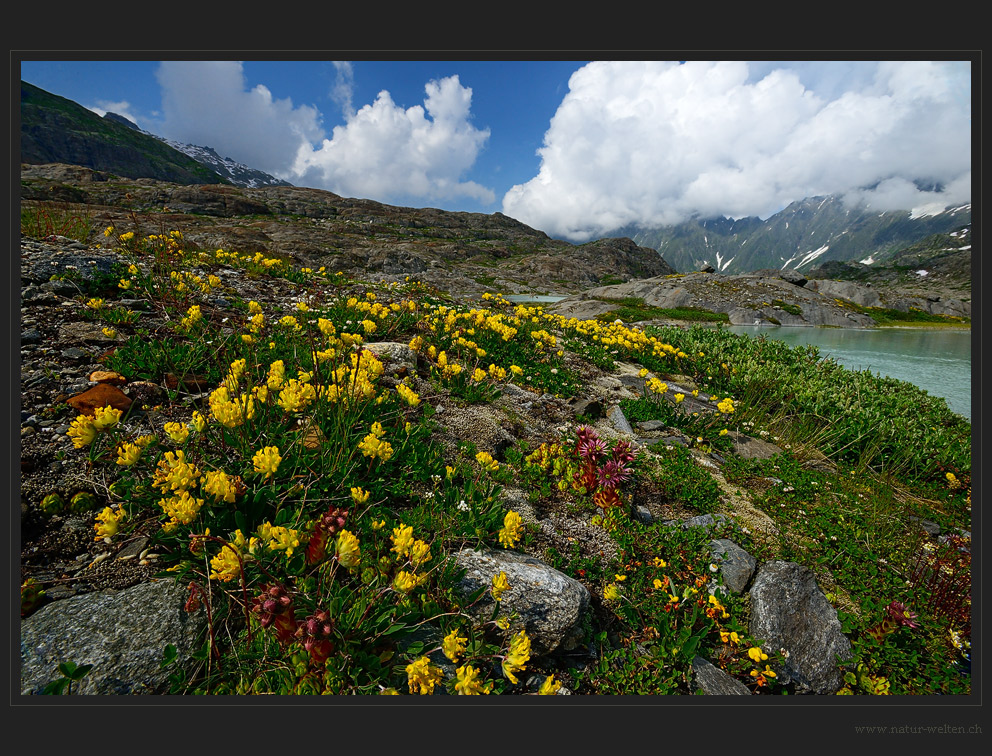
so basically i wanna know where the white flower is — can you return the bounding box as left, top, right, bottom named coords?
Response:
left=457, top=500, right=469, bottom=512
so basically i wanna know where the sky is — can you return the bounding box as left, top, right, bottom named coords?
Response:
left=19, top=58, right=973, bottom=242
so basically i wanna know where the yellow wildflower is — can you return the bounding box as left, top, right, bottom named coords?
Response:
left=94, top=506, right=121, bottom=540
left=476, top=451, right=499, bottom=474
left=405, top=656, right=443, bottom=695
left=163, top=422, right=190, bottom=444
left=498, top=510, right=523, bottom=549
left=335, top=530, right=361, bottom=569
left=92, top=405, right=123, bottom=431
left=442, top=630, right=468, bottom=663
left=502, top=629, right=531, bottom=684
left=748, top=646, right=769, bottom=663
left=454, top=665, right=492, bottom=695
left=115, top=441, right=142, bottom=467
left=252, top=446, right=282, bottom=479
left=538, top=675, right=561, bottom=695
left=491, top=570, right=511, bottom=602
left=67, top=415, right=98, bottom=449
left=392, top=570, right=419, bottom=594
left=203, top=470, right=238, bottom=503
left=391, top=524, right=414, bottom=560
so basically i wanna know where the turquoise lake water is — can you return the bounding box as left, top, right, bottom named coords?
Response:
left=725, top=326, right=972, bottom=421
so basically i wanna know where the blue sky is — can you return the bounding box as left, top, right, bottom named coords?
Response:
left=19, top=59, right=972, bottom=241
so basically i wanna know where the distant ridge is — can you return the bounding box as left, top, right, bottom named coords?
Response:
left=20, top=81, right=290, bottom=189
left=616, top=195, right=971, bottom=274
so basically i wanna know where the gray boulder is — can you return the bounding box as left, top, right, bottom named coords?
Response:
left=682, top=513, right=732, bottom=533
left=778, top=269, right=808, bottom=287
left=709, top=539, right=756, bottom=594
left=748, top=561, right=852, bottom=694
left=20, top=578, right=208, bottom=695
left=362, top=341, right=418, bottom=373
left=453, top=547, right=590, bottom=656
left=804, top=279, right=882, bottom=308
left=692, top=656, right=752, bottom=695
left=606, top=404, right=634, bottom=436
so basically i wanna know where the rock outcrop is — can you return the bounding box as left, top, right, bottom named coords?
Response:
left=748, top=561, right=853, bottom=694
left=20, top=578, right=208, bottom=695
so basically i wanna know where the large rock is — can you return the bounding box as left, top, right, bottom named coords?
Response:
left=708, top=539, right=756, bottom=594
left=692, top=656, right=752, bottom=695
left=20, top=578, right=208, bottom=695
left=453, top=547, right=590, bottom=656
left=805, top=279, right=882, bottom=308
left=726, top=431, right=783, bottom=460
left=748, top=561, right=852, bottom=694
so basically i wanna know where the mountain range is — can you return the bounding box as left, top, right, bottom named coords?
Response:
left=613, top=195, right=971, bottom=274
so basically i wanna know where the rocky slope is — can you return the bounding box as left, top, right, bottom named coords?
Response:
left=18, top=228, right=970, bottom=696
left=549, top=267, right=970, bottom=327
left=20, top=163, right=675, bottom=296
left=15, top=234, right=851, bottom=694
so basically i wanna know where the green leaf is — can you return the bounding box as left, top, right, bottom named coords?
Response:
left=42, top=678, right=70, bottom=695
left=160, top=643, right=178, bottom=668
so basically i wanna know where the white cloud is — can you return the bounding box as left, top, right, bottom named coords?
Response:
left=87, top=100, right=143, bottom=127
left=330, top=61, right=355, bottom=118
left=154, top=61, right=492, bottom=205
left=155, top=61, right=324, bottom=178
left=292, top=74, right=494, bottom=205
left=502, top=60, right=971, bottom=241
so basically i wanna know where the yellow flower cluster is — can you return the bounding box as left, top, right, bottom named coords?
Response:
left=502, top=629, right=531, bottom=684
left=94, top=506, right=121, bottom=541
left=203, top=470, right=238, bottom=503
left=396, top=383, right=420, bottom=406
left=257, top=521, right=301, bottom=558
left=717, top=397, right=736, bottom=414
left=180, top=304, right=203, bottom=331
left=389, top=523, right=431, bottom=592
left=454, top=665, right=493, bottom=695
left=475, top=451, right=499, bottom=474
left=442, top=630, right=468, bottom=663
left=153, top=450, right=201, bottom=494
left=252, top=446, right=282, bottom=479
left=491, top=570, right=511, bottom=602
left=208, top=386, right=256, bottom=428
left=163, top=422, right=189, bottom=444
left=647, top=377, right=669, bottom=394
left=159, top=490, right=205, bottom=532
left=358, top=423, right=393, bottom=463
left=498, top=510, right=523, bottom=549
left=335, top=530, right=361, bottom=569
left=277, top=377, right=316, bottom=413
left=116, top=441, right=142, bottom=466
left=67, top=414, right=99, bottom=449
left=209, top=530, right=253, bottom=582
left=405, top=656, right=444, bottom=695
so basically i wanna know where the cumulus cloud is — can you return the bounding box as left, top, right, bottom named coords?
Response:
left=292, top=74, right=494, bottom=205
left=502, top=60, right=971, bottom=241
left=154, top=61, right=492, bottom=205
left=155, top=61, right=324, bottom=178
